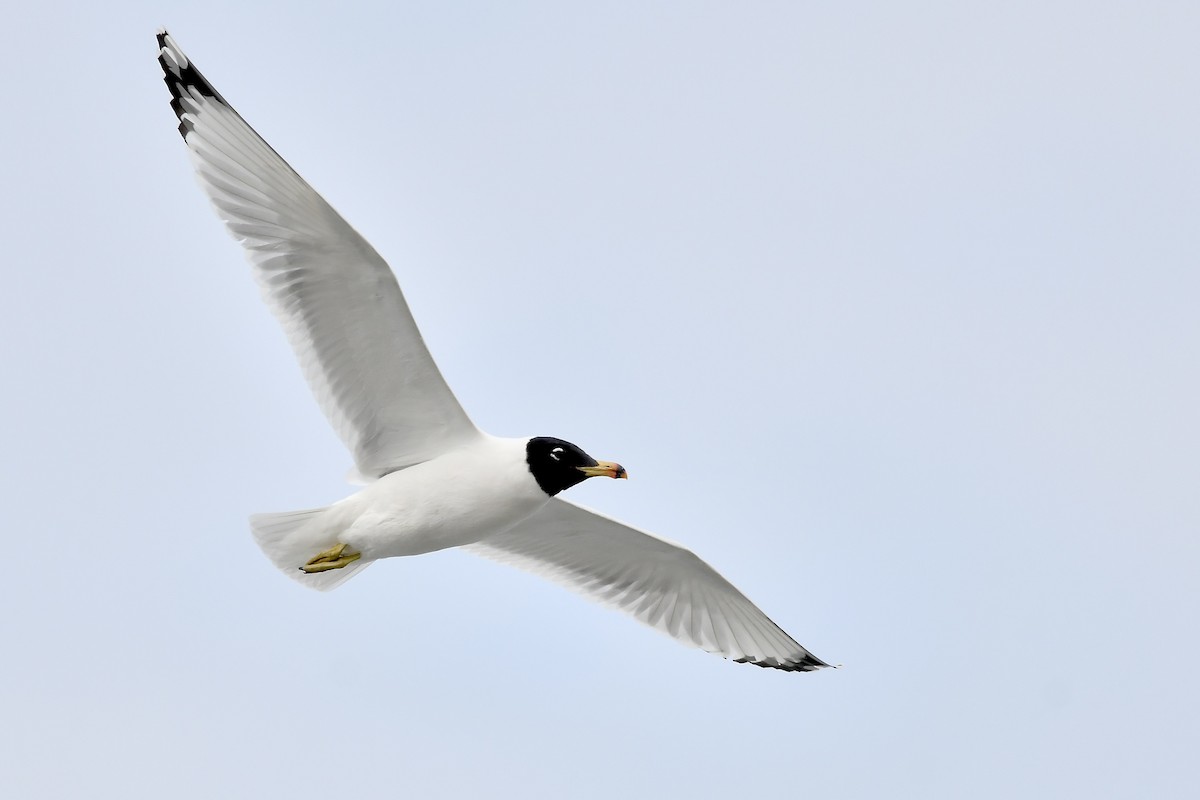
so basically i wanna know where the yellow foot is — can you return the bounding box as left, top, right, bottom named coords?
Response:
left=300, top=542, right=362, bottom=574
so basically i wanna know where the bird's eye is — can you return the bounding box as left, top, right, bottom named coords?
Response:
left=550, top=447, right=564, bottom=461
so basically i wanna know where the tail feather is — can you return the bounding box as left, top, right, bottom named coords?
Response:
left=249, top=507, right=370, bottom=591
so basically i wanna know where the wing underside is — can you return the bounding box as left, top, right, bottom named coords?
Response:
left=157, top=31, right=479, bottom=477
left=467, top=498, right=829, bottom=672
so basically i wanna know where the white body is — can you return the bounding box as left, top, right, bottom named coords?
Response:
left=323, top=436, right=547, bottom=560
left=249, top=436, right=551, bottom=591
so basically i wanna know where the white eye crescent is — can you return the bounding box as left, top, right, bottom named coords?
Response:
left=550, top=447, right=564, bottom=461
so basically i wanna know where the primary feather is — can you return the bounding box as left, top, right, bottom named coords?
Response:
left=158, top=31, right=479, bottom=478
left=469, top=500, right=827, bottom=671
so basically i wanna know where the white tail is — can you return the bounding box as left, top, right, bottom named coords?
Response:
left=249, top=507, right=371, bottom=591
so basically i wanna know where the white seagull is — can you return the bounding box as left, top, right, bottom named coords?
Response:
left=157, top=30, right=830, bottom=672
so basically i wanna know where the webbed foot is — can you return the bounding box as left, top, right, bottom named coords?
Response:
left=300, top=542, right=362, bottom=573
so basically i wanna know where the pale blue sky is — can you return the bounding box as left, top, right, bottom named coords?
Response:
left=4, top=2, right=1198, bottom=797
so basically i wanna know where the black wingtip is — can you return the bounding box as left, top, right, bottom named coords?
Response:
left=156, top=30, right=228, bottom=139
left=791, top=652, right=833, bottom=672
left=735, top=650, right=832, bottom=673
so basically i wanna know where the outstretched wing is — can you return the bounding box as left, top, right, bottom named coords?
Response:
left=467, top=498, right=830, bottom=672
left=157, top=31, right=479, bottom=478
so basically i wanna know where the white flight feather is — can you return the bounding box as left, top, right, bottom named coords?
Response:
left=160, top=32, right=479, bottom=479
left=467, top=499, right=827, bottom=671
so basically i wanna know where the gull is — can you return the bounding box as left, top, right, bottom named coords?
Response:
left=157, top=30, right=830, bottom=672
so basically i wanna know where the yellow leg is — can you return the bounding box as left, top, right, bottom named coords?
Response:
left=300, top=543, right=362, bottom=573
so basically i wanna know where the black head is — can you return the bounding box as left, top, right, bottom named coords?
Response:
left=525, top=437, right=628, bottom=496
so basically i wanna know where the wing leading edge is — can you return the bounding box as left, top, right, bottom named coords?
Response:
left=468, top=498, right=830, bottom=672
left=158, top=31, right=479, bottom=478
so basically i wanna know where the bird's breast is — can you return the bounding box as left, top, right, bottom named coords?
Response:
left=337, top=439, right=548, bottom=560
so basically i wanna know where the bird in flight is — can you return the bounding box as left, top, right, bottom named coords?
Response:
left=157, top=30, right=830, bottom=672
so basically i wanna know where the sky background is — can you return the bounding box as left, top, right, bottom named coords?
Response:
left=3, top=1, right=1198, bottom=797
